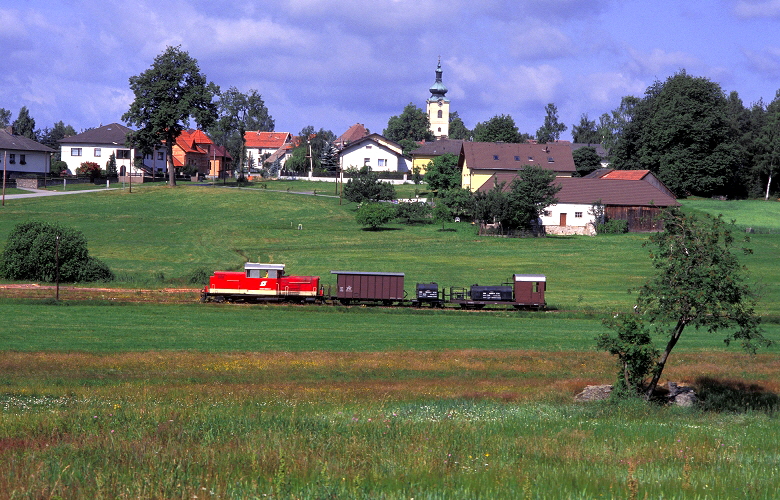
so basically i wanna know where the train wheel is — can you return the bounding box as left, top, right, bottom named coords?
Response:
left=213, top=296, right=225, bottom=303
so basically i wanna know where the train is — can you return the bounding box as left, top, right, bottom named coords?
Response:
left=201, top=262, right=547, bottom=310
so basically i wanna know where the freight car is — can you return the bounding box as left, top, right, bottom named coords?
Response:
left=201, top=263, right=322, bottom=303
left=448, top=274, right=546, bottom=310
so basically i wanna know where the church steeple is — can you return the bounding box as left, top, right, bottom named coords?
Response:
left=428, top=57, right=449, bottom=102
left=426, top=57, right=450, bottom=139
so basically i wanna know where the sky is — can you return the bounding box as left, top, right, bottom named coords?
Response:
left=2, top=0, right=780, bottom=142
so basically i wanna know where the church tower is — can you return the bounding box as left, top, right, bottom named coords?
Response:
left=426, top=58, right=450, bottom=139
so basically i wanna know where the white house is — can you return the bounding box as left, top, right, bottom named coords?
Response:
left=58, top=123, right=167, bottom=176
left=339, top=133, right=411, bottom=172
left=0, top=127, right=54, bottom=177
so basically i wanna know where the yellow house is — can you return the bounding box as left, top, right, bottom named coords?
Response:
left=461, top=142, right=577, bottom=192
left=409, top=139, right=463, bottom=175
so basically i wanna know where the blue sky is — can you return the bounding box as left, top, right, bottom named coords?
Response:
left=2, top=0, right=780, bottom=141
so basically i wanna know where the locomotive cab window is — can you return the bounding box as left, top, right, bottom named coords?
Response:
left=247, top=269, right=279, bottom=279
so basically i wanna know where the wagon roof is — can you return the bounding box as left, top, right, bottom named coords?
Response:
left=514, top=274, right=546, bottom=282
left=330, top=270, right=405, bottom=277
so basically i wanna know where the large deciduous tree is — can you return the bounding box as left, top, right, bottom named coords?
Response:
left=0, top=108, right=12, bottom=128
left=535, top=103, right=567, bottom=144
left=752, top=90, right=780, bottom=200
left=423, top=153, right=460, bottom=192
left=610, top=71, right=739, bottom=197
left=210, top=86, right=274, bottom=176
left=123, top=46, right=219, bottom=186
left=472, top=114, right=525, bottom=143
left=600, top=209, right=769, bottom=399
left=448, top=111, right=471, bottom=140
left=572, top=146, right=602, bottom=177
left=571, top=113, right=600, bottom=144
left=384, top=103, right=433, bottom=154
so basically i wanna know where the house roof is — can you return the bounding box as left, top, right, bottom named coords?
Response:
left=335, top=123, right=369, bottom=147
left=477, top=173, right=679, bottom=207
left=244, top=131, right=291, bottom=149
left=462, top=142, right=576, bottom=174
left=0, top=129, right=55, bottom=153
left=409, top=139, right=463, bottom=157
left=340, top=133, right=406, bottom=157
left=602, top=169, right=649, bottom=180
left=58, top=123, right=132, bottom=146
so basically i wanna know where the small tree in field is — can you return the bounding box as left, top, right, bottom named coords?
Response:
left=599, top=208, right=769, bottom=398
left=0, top=221, right=114, bottom=283
left=355, top=203, right=396, bottom=230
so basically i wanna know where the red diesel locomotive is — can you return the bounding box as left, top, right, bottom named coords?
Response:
left=202, top=263, right=322, bottom=303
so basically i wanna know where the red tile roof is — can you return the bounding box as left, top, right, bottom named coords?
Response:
left=602, top=169, right=649, bottom=181
left=244, top=131, right=291, bottom=149
left=335, top=124, right=369, bottom=147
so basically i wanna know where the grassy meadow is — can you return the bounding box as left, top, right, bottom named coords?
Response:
left=1, top=182, right=780, bottom=498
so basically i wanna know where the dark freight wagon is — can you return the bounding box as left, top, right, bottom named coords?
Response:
left=330, top=270, right=406, bottom=305
left=449, top=274, right=546, bottom=310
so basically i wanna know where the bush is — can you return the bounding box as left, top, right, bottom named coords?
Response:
left=355, top=203, right=397, bottom=229
left=395, top=201, right=431, bottom=224
left=0, top=221, right=114, bottom=283
left=597, top=219, right=628, bottom=234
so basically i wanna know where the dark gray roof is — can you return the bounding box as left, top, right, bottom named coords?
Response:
left=409, top=139, right=463, bottom=156
left=0, top=129, right=55, bottom=153
left=58, top=123, right=133, bottom=145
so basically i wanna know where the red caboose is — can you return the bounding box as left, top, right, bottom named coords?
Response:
left=202, top=263, right=322, bottom=303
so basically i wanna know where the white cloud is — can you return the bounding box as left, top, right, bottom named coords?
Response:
left=733, top=0, right=780, bottom=18
left=510, top=25, right=575, bottom=60
left=743, top=47, right=780, bottom=78
left=625, top=48, right=701, bottom=76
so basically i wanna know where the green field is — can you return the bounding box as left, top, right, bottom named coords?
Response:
left=1, top=183, right=779, bottom=498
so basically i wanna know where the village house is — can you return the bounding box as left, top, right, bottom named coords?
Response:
left=58, top=123, right=167, bottom=177
left=244, top=131, right=292, bottom=167
left=409, top=139, right=463, bottom=175
left=334, top=123, right=370, bottom=150
left=171, top=129, right=232, bottom=179
left=461, top=141, right=576, bottom=192
left=0, top=127, right=54, bottom=178
left=338, top=133, right=411, bottom=173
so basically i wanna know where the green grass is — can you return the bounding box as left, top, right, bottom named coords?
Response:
left=680, top=197, right=780, bottom=232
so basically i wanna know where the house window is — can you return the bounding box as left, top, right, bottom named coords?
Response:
left=116, top=149, right=130, bottom=160
left=19, top=154, right=26, bottom=165
left=365, top=145, right=372, bottom=149
left=377, top=159, right=387, bottom=167
left=9, top=154, right=15, bottom=164
left=548, top=157, right=555, bottom=163
left=493, top=155, right=499, bottom=160
left=528, top=156, right=534, bottom=161
left=94, top=148, right=102, bottom=157
left=71, top=148, right=82, bottom=157
left=575, top=212, right=583, bottom=218
left=437, top=110, right=443, bottom=118
left=364, top=158, right=371, bottom=166
left=543, top=210, right=552, bottom=217
left=514, top=156, right=520, bottom=161
left=157, top=152, right=164, bottom=160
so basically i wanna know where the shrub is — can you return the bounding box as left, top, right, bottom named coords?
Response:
left=355, top=203, right=397, bottom=229
left=597, top=219, right=628, bottom=234
left=395, top=201, right=431, bottom=224
left=77, top=161, right=102, bottom=180
left=0, top=221, right=114, bottom=283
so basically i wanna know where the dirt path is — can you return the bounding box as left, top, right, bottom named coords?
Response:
left=0, top=283, right=202, bottom=303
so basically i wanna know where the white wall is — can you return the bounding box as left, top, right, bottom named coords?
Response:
left=3, top=150, right=50, bottom=174
left=60, top=142, right=167, bottom=174
left=539, top=202, right=597, bottom=229
left=340, top=140, right=409, bottom=172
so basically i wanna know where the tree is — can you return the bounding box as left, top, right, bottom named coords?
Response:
left=472, top=114, right=524, bottom=143
left=284, top=127, right=335, bottom=173
left=572, top=146, right=602, bottom=177
left=0, top=221, right=114, bottom=283
left=598, top=96, right=640, bottom=156
left=535, top=103, right=567, bottom=144
left=571, top=113, right=600, bottom=144
left=209, top=87, right=274, bottom=175
left=448, top=111, right=471, bottom=140
left=423, top=153, right=460, bottom=192
left=0, top=108, right=12, bottom=128
left=106, top=153, right=118, bottom=178
left=752, top=90, right=780, bottom=200
left=343, top=166, right=396, bottom=203
left=505, top=164, right=561, bottom=229
left=123, top=46, right=219, bottom=187
left=610, top=71, right=739, bottom=197
left=384, top=103, right=433, bottom=153
left=355, top=202, right=397, bottom=229
left=12, top=106, right=37, bottom=141
left=602, top=209, right=769, bottom=398
left=38, top=121, right=77, bottom=150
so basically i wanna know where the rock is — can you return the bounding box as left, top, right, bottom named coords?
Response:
left=667, top=382, right=697, bottom=407
left=574, top=385, right=613, bottom=402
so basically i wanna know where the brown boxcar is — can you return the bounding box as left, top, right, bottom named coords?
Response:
left=513, top=274, right=546, bottom=308
left=330, top=271, right=405, bottom=304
